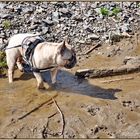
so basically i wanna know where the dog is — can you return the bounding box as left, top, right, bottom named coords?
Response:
left=5, top=33, right=77, bottom=89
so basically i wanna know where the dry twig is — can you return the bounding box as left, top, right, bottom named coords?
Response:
left=100, top=77, right=134, bottom=83
left=42, top=98, right=65, bottom=138
left=84, top=42, right=101, bottom=55
left=52, top=98, right=65, bottom=138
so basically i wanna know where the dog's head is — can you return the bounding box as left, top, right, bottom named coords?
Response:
left=56, top=39, right=77, bottom=69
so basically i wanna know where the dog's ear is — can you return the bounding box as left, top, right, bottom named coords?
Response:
left=64, top=36, right=73, bottom=49
left=64, top=36, right=69, bottom=45
left=57, top=40, right=66, bottom=55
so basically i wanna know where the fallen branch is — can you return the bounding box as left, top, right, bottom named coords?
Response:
left=52, top=98, right=65, bottom=138
left=84, top=42, right=101, bottom=55
left=100, top=77, right=134, bottom=83
left=75, top=64, right=140, bottom=78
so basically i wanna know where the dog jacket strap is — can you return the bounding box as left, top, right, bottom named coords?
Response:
left=32, top=66, right=57, bottom=73
left=22, top=36, right=58, bottom=73
left=25, top=39, right=44, bottom=61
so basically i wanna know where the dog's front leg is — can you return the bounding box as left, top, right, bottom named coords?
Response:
left=33, top=72, right=45, bottom=89
left=50, top=68, right=58, bottom=84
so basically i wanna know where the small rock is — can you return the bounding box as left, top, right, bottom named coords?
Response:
left=41, top=27, right=49, bottom=34
left=0, top=3, right=6, bottom=9
left=88, top=34, right=99, bottom=40
left=13, top=30, right=19, bottom=34
left=29, top=24, right=38, bottom=30
left=52, top=11, right=59, bottom=19
left=42, top=19, right=54, bottom=27
left=59, top=8, right=72, bottom=18
left=1, top=14, right=14, bottom=19
left=23, top=7, right=34, bottom=14
left=121, top=23, right=131, bottom=32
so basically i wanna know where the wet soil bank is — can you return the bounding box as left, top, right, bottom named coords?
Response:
left=0, top=37, right=140, bottom=138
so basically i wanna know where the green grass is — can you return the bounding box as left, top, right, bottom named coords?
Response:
left=0, top=51, right=7, bottom=76
left=0, top=61, right=7, bottom=67
left=100, top=7, right=121, bottom=18
left=0, top=51, right=7, bottom=68
left=2, top=20, right=11, bottom=30
left=100, top=7, right=109, bottom=16
left=112, top=7, right=121, bottom=16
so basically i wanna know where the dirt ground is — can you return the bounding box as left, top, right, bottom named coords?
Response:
left=0, top=34, right=140, bottom=138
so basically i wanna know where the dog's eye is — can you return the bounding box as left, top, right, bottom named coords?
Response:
left=68, top=55, right=73, bottom=61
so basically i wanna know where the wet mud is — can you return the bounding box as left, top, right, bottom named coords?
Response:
left=0, top=39, right=140, bottom=138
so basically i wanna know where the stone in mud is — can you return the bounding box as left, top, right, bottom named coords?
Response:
left=123, top=56, right=140, bottom=65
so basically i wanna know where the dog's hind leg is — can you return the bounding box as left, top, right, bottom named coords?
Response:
left=16, top=56, right=23, bottom=72
left=6, top=51, right=17, bottom=83
left=33, top=72, right=45, bottom=89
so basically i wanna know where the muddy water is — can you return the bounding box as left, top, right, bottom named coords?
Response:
left=0, top=66, right=140, bottom=138
left=0, top=46, right=140, bottom=138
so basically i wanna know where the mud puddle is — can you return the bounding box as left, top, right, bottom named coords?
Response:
left=0, top=64, right=140, bottom=138
left=0, top=40, right=140, bottom=138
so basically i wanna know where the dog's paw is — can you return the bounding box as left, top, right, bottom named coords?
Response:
left=51, top=83, right=57, bottom=89
left=37, top=86, right=46, bottom=90
left=20, top=69, right=24, bottom=72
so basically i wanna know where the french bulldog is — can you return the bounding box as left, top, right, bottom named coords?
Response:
left=5, top=33, right=77, bottom=89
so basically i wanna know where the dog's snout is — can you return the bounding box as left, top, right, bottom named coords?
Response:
left=64, top=54, right=77, bottom=69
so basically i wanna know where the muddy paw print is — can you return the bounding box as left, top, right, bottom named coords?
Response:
left=80, top=104, right=100, bottom=116
left=87, top=106, right=100, bottom=116
left=116, top=112, right=125, bottom=124
left=90, top=125, right=115, bottom=138
left=122, top=100, right=132, bottom=107
left=122, top=100, right=136, bottom=111
left=93, top=125, right=107, bottom=134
